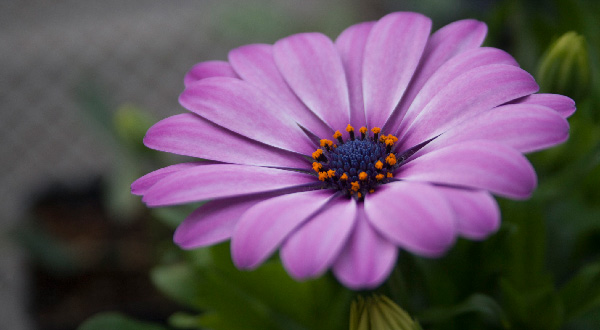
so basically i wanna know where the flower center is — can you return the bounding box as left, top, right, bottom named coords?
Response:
left=311, top=125, right=400, bottom=199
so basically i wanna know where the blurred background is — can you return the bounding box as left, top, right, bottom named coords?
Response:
left=1, top=0, right=598, bottom=329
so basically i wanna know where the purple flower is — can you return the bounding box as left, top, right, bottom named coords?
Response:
left=132, top=12, right=574, bottom=289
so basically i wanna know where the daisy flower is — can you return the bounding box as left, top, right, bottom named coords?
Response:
left=132, top=12, right=574, bottom=289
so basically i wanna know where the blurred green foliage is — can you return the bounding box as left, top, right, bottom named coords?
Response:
left=75, top=0, right=600, bottom=329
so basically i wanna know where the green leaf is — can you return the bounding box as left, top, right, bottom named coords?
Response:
left=152, top=243, right=349, bottom=330
left=78, top=312, right=167, bottom=330
left=500, top=278, right=564, bottom=330
left=150, top=263, right=207, bottom=310
left=560, top=261, right=600, bottom=320
left=418, top=294, right=510, bottom=329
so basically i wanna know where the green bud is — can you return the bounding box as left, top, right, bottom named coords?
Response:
left=350, top=295, right=422, bottom=330
left=537, top=31, right=590, bottom=99
left=113, top=103, right=155, bottom=151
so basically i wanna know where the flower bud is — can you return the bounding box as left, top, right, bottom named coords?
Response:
left=350, top=295, right=422, bottom=330
left=113, top=103, right=154, bottom=151
left=537, top=31, right=590, bottom=99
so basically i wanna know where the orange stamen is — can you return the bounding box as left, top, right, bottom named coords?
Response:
left=376, top=174, right=384, bottom=181
left=327, top=169, right=336, bottom=178
left=386, top=154, right=397, bottom=166
left=320, top=139, right=333, bottom=148
left=359, top=127, right=368, bottom=134
left=312, top=149, right=323, bottom=160
left=318, top=172, right=328, bottom=181
left=387, top=172, right=393, bottom=178
left=371, top=127, right=381, bottom=134
left=312, top=162, right=322, bottom=172
left=346, top=124, right=355, bottom=133
left=351, top=181, right=360, bottom=192
left=358, top=172, right=368, bottom=181
left=340, top=173, right=348, bottom=181
left=375, top=160, right=383, bottom=170
left=333, top=131, right=342, bottom=139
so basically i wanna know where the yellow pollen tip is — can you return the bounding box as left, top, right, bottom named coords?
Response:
left=385, top=138, right=395, bottom=146
left=327, top=169, right=336, bottom=178
left=320, top=139, right=333, bottom=147
left=333, top=131, right=342, bottom=139
left=359, top=127, right=368, bottom=134
left=351, top=181, right=360, bottom=192
left=386, top=154, right=397, bottom=166
left=375, top=160, right=383, bottom=170
left=369, top=189, right=375, bottom=193
left=357, top=192, right=362, bottom=198
left=387, top=172, right=393, bottom=178
left=388, top=135, right=398, bottom=143
left=318, top=172, right=328, bottom=181
left=346, top=124, right=355, bottom=132
left=312, top=162, right=322, bottom=172
left=340, top=173, right=348, bottom=181
left=312, top=149, right=323, bottom=159
left=376, top=173, right=384, bottom=181
left=358, top=172, right=368, bottom=180
left=371, top=127, right=381, bottom=134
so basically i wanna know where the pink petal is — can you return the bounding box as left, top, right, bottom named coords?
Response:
left=184, top=60, right=238, bottom=87
left=131, top=162, right=201, bottom=196
left=384, top=21, right=495, bottom=133
left=364, top=181, right=456, bottom=257
left=231, top=190, right=334, bottom=269
left=397, top=141, right=537, bottom=199
left=144, top=113, right=308, bottom=168
left=180, top=77, right=315, bottom=155
left=280, top=197, right=357, bottom=280
left=228, top=44, right=333, bottom=138
left=511, top=93, right=576, bottom=118
left=142, top=164, right=317, bottom=207
left=174, top=193, right=273, bottom=249
left=335, top=21, right=375, bottom=128
left=419, top=104, right=569, bottom=155
left=399, top=64, right=538, bottom=149
left=392, top=48, right=519, bottom=135
left=274, top=33, right=351, bottom=132
left=332, top=205, right=397, bottom=289
left=362, top=12, right=432, bottom=127
left=436, top=187, right=500, bottom=240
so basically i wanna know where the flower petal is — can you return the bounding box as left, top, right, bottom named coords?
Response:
left=391, top=48, right=519, bottom=135
left=362, top=12, right=432, bottom=127
left=180, top=77, right=315, bottom=155
left=436, top=187, right=500, bottom=240
left=144, top=113, right=308, bottom=168
left=511, top=93, right=576, bottom=118
left=280, top=197, right=357, bottom=280
left=417, top=19, right=488, bottom=75
left=174, top=193, right=273, bottom=249
left=335, top=21, right=375, bottom=128
left=399, top=64, right=539, bottom=148
left=274, top=33, right=351, bottom=132
left=228, top=44, right=333, bottom=138
left=231, top=189, right=334, bottom=269
left=142, top=164, right=317, bottom=207
left=419, top=104, right=569, bottom=154
left=131, top=162, right=201, bottom=196
left=333, top=205, right=397, bottom=289
left=184, top=60, right=238, bottom=87
left=364, top=181, right=456, bottom=257
left=397, top=141, right=537, bottom=199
